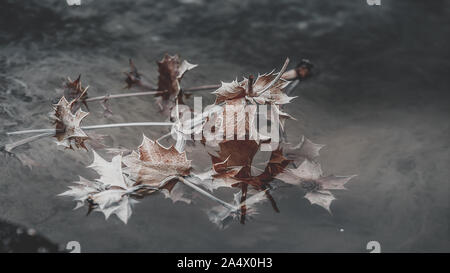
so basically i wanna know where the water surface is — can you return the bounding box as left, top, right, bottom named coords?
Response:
left=0, top=0, right=448, bottom=252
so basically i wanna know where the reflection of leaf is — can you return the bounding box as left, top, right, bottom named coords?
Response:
left=51, top=96, right=89, bottom=150
left=207, top=190, right=268, bottom=229
left=209, top=140, right=259, bottom=181
left=256, top=147, right=292, bottom=185
left=191, top=158, right=243, bottom=191
left=123, top=59, right=156, bottom=91
left=161, top=182, right=191, bottom=204
left=100, top=96, right=113, bottom=118
left=285, top=136, right=325, bottom=163
left=15, top=153, right=39, bottom=170
left=124, top=59, right=141, bottom=89
left=304, top=191, right=335, bottom=212
left=277, top=159, right=323, bottom=184
left=276, top=159, right=356, bottom=212
left=85, top=133, right=107, bottom=150
left=59, top=176, right=103, bottom=210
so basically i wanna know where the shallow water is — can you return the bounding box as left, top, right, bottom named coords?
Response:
left=0, top=0, right=449, bottom=252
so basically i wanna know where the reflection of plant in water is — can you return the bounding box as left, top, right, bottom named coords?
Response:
left=4, top=54, right=355, bottom=227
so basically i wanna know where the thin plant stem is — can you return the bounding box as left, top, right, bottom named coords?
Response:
left=7, top=122, right=173, bottom=136
left=7, top=128, right=58, bottom=135
left=4, top=132, right=54, bottom=152
left=84, top=91, right=162, bottom=102
left=81, top=122, right=173, bottom=130
left=4, top=122, right=173, bottom=152
left=83, top=83, right=219, bottom=103
left=178, top=176, right=235, bottom=210
left=183, top=84, right=220, bottom=92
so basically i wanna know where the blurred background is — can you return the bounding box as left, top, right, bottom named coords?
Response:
left=0, top=0, right=448, bottom=252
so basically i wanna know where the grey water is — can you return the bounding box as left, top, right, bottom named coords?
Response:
left=0, top=0, right=448, bottom=252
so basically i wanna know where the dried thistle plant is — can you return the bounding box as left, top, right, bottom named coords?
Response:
left=3, top=53, right=354, bottom=227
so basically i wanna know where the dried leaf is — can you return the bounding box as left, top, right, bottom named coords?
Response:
left=88, top=151, right=131, bottom=188
left=122, top=134, right=191, bottom=187
left=155, top=54, right=197, bottom=116
left=276, top=159, right=356, bottom=212
left=64, top=75, right=89, bottom=111
left=191, top=158, right=243, bottom=191
left=207, top=189, right=268, bottom=229
left=51, top=96, right=89, bottom=149
left=256, top=147, right=292, bottom=185
left=304, top=190, right=335, bottom=213
left=212, top=80, right=246, bottom=104
left=161, top=182, right=191, bottom=204
left=100, top=96, right=113, bottom=118
left=124, top=59, right=142, bottom=89
left=285, top=136, right=325, bottom=163
left=209, top=140, right=259, bottom=177
left=59, top=152, right=141, bottom=224
left=212, top=72, right=295, bottom=105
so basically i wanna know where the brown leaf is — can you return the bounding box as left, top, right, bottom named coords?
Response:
left=64, top=75, right=89, bottom=111
left=212, top=72, right=294, bottom=105
left=155, top=54, right=197, bottom=116
left=212, top=80, right=246, bottom=104
left=210, top=140, right=259, bottom=174
left=256, top=147, right=292, bottom=185
left=122, top=134, right=192, bottom=187
left=202, top=97, right=267, bottom=149
left=124, top=59, right=142, bottom=89
left=51, top=96, right=89, bottom=149
left=123, top=59, right=156, bottom=91
left=210, top=67, right=296, bottom=143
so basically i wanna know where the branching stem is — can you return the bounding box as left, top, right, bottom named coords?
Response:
left=4, top=122, right=173, bottom=152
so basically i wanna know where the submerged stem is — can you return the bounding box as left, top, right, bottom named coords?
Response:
left=178, top=176, right=235, bottom=210
left=4, top=132, right=54, bottom=152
